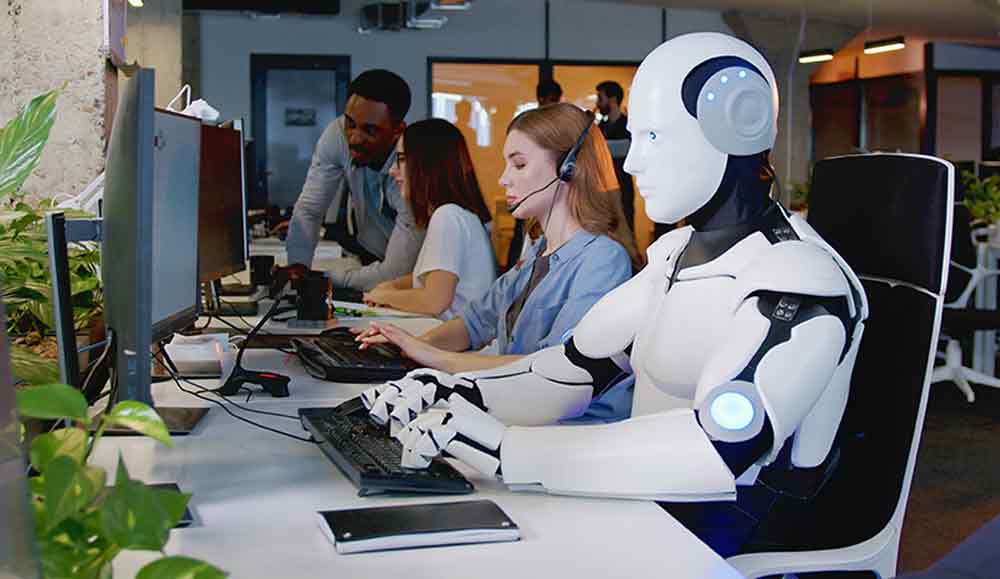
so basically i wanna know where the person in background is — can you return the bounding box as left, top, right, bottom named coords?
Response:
left=596, top=80, right=629, bottom=140
left=362, top=119, right=495, bottom=320
left=281, top=69, right=423, bottom=291
left=357, top=104, right=641, bottom=420
left=536, top=79, right=563, bottom=107
left=596, top=80, right=636, bottom=232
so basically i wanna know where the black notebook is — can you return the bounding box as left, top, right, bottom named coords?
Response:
left=316, top=500, right=520, bottom=554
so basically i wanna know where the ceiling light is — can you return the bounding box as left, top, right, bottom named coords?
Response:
left=431, top=0, right=473, bottom=9
left=127, top=0, right=143, bottom=6
left=798, top=48, right=835, bottom=64
left=864, top=36, right=906, bottom=55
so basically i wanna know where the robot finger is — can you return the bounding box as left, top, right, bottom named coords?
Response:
left=365, top=380, right=406, bottom=425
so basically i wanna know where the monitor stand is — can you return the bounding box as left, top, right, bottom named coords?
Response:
left=156, top=406, right=210, bottom=435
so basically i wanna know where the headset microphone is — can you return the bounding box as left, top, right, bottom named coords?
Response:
left=507, top=176, right=560, bottom=212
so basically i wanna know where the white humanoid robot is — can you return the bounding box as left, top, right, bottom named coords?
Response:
left=362, top=32, right=869, bottom=555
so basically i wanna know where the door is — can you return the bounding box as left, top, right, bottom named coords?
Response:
left=251, top=55, right=350, bottom=211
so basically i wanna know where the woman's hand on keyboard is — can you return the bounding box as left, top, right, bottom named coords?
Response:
left=352, top=324, right=390, bottom=347
left=355, top=322, right=447, bottom=369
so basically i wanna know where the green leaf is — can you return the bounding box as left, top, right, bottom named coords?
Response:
left=42, top=455, right=101, bottom=532
left=30, top=427, right=88, bottom=473
left=15, top=384, right=89, bottom=421
left=0, top=90, right=57, bottom=199
left=37, top=512, right=116, bottom=579
left=100, top=458, right=190, bottom=551
left=103, top=401, right=172, bottom=446
left=137, top=556, right=228, bottom=579
left=8, top=345, right=60, bottom=387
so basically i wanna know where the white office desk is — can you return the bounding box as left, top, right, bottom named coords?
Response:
left=94, top=352, right=743, bottom=579
left=202, top=313, right=441, bottom=336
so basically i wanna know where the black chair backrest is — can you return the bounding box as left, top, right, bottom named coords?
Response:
left=800, top=153, right=952, bottom=549
left=944, top=203, right=975, bottom=304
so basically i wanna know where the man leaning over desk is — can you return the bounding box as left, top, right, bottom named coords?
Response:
left=283, top=69, right=424, bottom=290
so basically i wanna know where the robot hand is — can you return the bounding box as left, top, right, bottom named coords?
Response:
left=360, top=369, right=485, bottom=433
left=398, top=395, right=505, bottom=476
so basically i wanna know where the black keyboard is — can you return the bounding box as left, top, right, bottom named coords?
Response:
left=332, top=287, right=364, bottom=303
left=292, top=327, right=416, bottom=383
left=300, top=398, right=474, bottom=496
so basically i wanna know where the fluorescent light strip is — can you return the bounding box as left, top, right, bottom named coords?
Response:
left=863, top=42, right=905, bottom=54
left=799, top=53, right=834, bottom=64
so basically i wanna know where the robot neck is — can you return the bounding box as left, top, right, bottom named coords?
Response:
left=687, top=155, right=773, bottom=231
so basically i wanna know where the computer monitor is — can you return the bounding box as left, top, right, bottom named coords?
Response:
left=103, top=66, right=202, bottom=416
left=197, top=122, right=248, bottom=283
left=0, top=300, right=42, bottom=578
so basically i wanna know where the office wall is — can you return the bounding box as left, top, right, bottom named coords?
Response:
left=191, top=1, right=732, bottom=132
left=0, top=0, right=105, bottom=201
left=126, top=0, right=184, bottom=108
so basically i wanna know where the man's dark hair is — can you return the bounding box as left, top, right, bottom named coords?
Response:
left=536, top=79, right=563, bottom=102
left=347, top=69, right=411, bottom=123
left=596, top=81, right=624, bottom=104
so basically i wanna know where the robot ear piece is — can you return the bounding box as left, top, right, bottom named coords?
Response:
left=558, top=114, right=594, bottom=183
left=681, top=56, right=776, bottom=157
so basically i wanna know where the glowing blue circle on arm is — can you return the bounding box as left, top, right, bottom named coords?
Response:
left=710, top=392, right=755, bottom=430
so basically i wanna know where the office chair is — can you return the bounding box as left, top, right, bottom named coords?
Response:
left=930, top=204, right=1000, bottom=403
left=727, top=153, right=953, bottom=579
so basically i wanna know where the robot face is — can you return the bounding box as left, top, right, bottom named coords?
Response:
left=624, top=33, right=779, bottom=224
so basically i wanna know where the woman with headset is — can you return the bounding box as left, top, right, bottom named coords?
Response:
left=357, top=105, right=641, bottom=421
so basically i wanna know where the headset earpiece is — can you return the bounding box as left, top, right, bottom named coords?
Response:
left=557, top=113, right=594, bottom=182
left=681, top=56, right=776, bottom=157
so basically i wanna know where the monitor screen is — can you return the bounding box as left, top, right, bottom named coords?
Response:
left=102, top=67, right=201, bottom=404
left=152, top=109, right=202, bottom=337
left=198, top=123, right=247, bottom=283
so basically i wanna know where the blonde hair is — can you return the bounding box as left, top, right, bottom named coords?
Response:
left=508, top=103, right=643, bottom=270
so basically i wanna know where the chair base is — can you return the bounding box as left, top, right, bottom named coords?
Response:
left=931, top=339, right=1000, bottom=403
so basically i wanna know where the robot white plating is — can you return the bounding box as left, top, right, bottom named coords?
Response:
left=361, top=32, right=868, bottom=556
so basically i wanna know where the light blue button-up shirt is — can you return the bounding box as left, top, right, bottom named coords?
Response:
left=461, top=230, right=632, bottom=356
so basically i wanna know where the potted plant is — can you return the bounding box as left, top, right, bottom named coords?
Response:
left=788, top=179, right=810, bottom=217
left=960, top=169, right=1000, bottom=229
left=15, top=383, right=225, bottom=578
left=0, top=90, right=103, bottom=386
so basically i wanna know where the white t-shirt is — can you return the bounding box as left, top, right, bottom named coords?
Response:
left=413, top=203, right=496, bottom=320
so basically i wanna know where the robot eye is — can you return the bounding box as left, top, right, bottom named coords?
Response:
left=706, top=92, right=716, bottom=102
left=739, top=70, right=748, bottom=79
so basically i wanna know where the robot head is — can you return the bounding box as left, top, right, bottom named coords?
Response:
left=624, top=32, right=779, bottom=224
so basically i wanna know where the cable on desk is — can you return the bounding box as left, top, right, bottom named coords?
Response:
left=155, top=346, right=297, bottom=419
left=154, top=350, right=316, bottom=444
left=209, top=309, right=297, bottom=355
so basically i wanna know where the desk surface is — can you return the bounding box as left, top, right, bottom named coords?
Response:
left=96, top=349, right=742, bottom=578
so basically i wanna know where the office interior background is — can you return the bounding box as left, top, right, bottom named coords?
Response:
left=3, top=0, right=1000, bottom=574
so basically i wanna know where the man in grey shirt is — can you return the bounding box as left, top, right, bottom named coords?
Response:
left=285, top=69, right=424, bottom=290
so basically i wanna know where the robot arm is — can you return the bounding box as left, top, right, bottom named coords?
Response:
left=498, top=291, right=850, bottom=500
